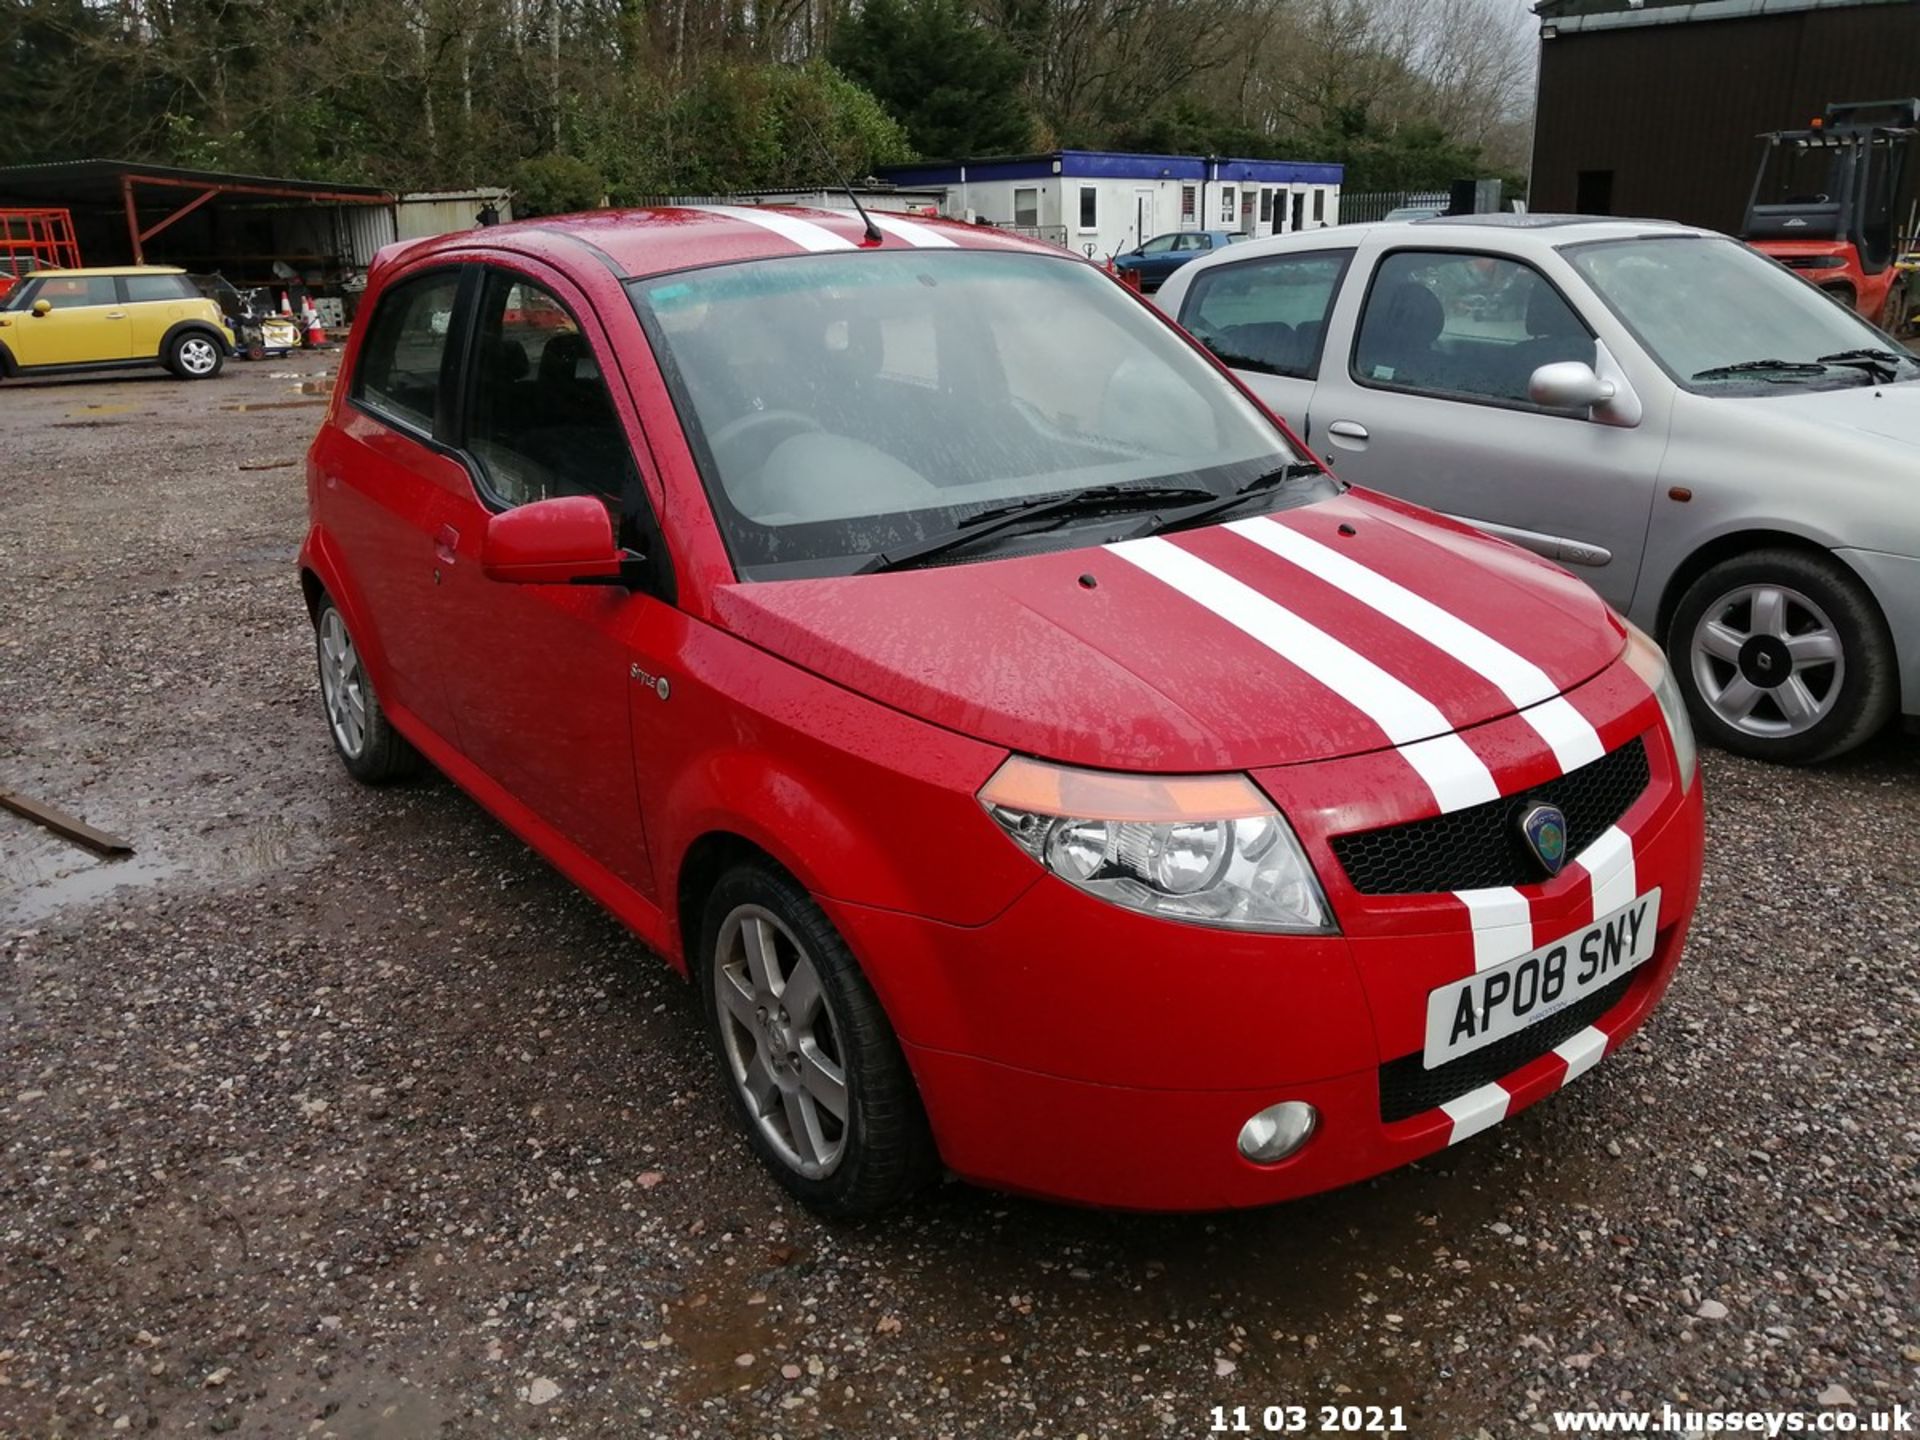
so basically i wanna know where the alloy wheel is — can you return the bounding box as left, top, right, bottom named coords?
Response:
left=712, top=904, right=849, bottom=1180
left=179, top=337, right=219, bottom=375
left=1689, top=583, right=1844, bottom=739
left=317, top=609, right=369, bottom=758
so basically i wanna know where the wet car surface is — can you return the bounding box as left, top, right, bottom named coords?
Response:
left=2, top=355, right=1916, bottom=1435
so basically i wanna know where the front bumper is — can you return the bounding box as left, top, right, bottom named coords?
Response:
left=824, top=665, right=1706, bottom=1210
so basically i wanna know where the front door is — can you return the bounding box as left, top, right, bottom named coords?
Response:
left=1306, top=246, right=1664, bottom=610
left=434, top=263, right=659, bottom=897
left=3, top=275, right=132, bottom=366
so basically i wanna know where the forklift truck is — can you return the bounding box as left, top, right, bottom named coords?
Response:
left=1742, top=98, right=1919, bottom=335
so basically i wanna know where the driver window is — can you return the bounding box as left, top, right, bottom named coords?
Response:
left=1140, top=235, right=1176, bottom=254
left=30, top=276, right=117, bottom=308
left=1354, top=251, right=1595, bottom=407
left=466, top=270, right=638, bottom=511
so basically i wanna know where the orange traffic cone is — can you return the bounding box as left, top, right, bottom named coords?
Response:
left=279, top=290, right=293, bottom=316
left=302, top=300, right=326, bottom=348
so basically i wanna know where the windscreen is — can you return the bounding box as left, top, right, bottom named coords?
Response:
left=1563, top=235, right=1917, bottom=392
left=629, top=249, right=1303, bottom=578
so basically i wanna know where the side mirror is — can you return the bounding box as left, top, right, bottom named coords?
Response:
left=1529, top=360, right=1616, bottom=411
left=481, top=495, right=622, bottom=584
left=31, top=299, right=52, bottom=317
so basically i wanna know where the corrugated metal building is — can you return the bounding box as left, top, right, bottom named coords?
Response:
left=1529, top=0, right=1920, bottom=231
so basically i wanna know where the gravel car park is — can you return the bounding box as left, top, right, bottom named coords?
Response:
left=1, top=350, right=1917, bottom=1437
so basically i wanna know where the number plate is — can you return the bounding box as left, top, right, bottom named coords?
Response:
left=1424, top=889, right=1660, bottom=1070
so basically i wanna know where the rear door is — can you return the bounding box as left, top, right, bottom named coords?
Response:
left=1304, top=246, right=1664, bottom=610
left=311, top=266, right=473, bottom=746
left=3, top=275, right=132, bottom=366
left=1173, top=245, right=1354, bottom=444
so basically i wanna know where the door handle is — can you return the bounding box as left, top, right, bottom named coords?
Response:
left=1327, top=420, right=1369, bottom=441
left=105, top=311, right=127, bottom=319
left=434, top=524, right=459, bottom=565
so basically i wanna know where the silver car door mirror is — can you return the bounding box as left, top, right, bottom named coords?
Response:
left=1529, top=360, right=1615, bottom=410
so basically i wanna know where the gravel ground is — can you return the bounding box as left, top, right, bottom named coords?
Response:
left=1, top=356, right=1916, bottom=1439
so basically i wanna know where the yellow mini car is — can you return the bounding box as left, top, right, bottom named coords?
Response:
left=0, top=266, right=234, bottom=381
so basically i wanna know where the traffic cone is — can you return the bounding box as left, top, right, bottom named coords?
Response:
left=280, top=290, right=293, bottom=316
left=302, top=300, right=326, bottom=348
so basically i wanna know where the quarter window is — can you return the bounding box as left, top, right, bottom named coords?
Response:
left=354, top=270, right=462, bottom=432
left=122, top=274, right=196, bottom=302
left=1353, top=251, right=1595, bottom=408
left=1181, top=250, right=1352, bottom=380
left=464, top=270, right=638, bottom=511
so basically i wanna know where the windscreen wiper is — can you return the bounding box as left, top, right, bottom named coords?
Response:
left=1691, top=358, right=1832, bottom=382
left=1140, top=463, right=1326, bottom=537
left=1817, top=348, right=1915, bottom=384
left=857, top=482, right=1217, bottom=575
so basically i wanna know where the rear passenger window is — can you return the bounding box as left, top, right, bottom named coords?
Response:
left=1180, top=250, right=1350, bottom=379
left=1353, top=251, right=1595, bottom=408
left=465, top=270, right=638, bottom=510
left=123, top=275, right=195, bottom=302
left=354, top=271, right=462, bottom=433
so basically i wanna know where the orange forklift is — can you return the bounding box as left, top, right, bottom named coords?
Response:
left=1741, top=98, right=1918, bottom=335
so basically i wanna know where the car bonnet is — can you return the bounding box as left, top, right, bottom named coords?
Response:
left=710, top=489, right=1628, bottom=775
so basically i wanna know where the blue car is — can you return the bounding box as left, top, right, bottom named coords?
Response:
left=1112, top=230, right=1239, bottom=291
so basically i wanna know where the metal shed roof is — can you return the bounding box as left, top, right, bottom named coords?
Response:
left=0, top=159, right=393, bottom=207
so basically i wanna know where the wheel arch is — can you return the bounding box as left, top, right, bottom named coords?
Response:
left=675, top=831, right=791, bottom=974
left=160, top=317, right=228, bottom=358
left=1656, top=528, right=1879, bottom=644
left=0, top=338, right=14, bottom=377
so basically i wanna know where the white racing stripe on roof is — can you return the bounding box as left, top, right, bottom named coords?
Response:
left=867, top=213, right=958, bottom=248
left=1109, top=535, right=1499, bottom=813
left=689, top=205, right=856, bottom=252
left=1229, top=516, right=1605, bottom=773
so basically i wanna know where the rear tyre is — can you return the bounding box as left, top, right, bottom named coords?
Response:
left=167, top=331, right=224, bottom=380
left=698, top=862, right=937, bottom=1218
left=1667, top=548, right=1896, bottom=764
left=313, top=596, right=420, bottom=783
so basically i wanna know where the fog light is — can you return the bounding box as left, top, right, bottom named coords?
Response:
left=1237, top=1101, right=1319, bottom=1164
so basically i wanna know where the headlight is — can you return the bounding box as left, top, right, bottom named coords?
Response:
left=1624, top=622, right=1698, bottom=792
left=978, top=758, right=1335, bottom=933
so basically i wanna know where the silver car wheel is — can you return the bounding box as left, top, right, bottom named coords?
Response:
left=178, top=337, right=219, bottom=375
left=317, top=609, right=369, bottom=758
left=713, top=904, right=849, bottom=1180
left=1690, top=583, right=1844, bottom=739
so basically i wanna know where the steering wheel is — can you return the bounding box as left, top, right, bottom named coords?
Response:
left=707, top=408, right=823, bottom=461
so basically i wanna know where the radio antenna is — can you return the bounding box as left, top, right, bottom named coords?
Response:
left=796, top=112, right=883, bottom=244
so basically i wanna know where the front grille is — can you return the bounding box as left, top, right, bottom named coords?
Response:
left=1331, top=737, right=1650, bottom=896
left=1378, top=971, right=1635, bottom=1123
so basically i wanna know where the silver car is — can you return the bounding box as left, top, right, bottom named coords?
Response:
left=1155, top=215, right=1920, bottom=764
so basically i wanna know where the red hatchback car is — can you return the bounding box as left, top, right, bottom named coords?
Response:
left=300, top=206, right=1706, bottom=1216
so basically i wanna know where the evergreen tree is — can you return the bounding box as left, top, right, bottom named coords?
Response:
left=831, top=0, right=1036, bottom=161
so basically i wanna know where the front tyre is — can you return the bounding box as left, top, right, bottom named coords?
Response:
left=167, top=331, right=224, bottom=380
left=313, top=596, right=420, bottom=783
left=1668, top=548, right=1896, bottom=764
left=699, top=863, right=937, bottom=1218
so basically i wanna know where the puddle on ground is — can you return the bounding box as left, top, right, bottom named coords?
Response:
left=1, top=815, right=330, bottom=925
left=66, top=401, right=140, bottom=417
left=297, top=377, right=335, bottom=394
left=222, top=399, right=326, bottom=413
